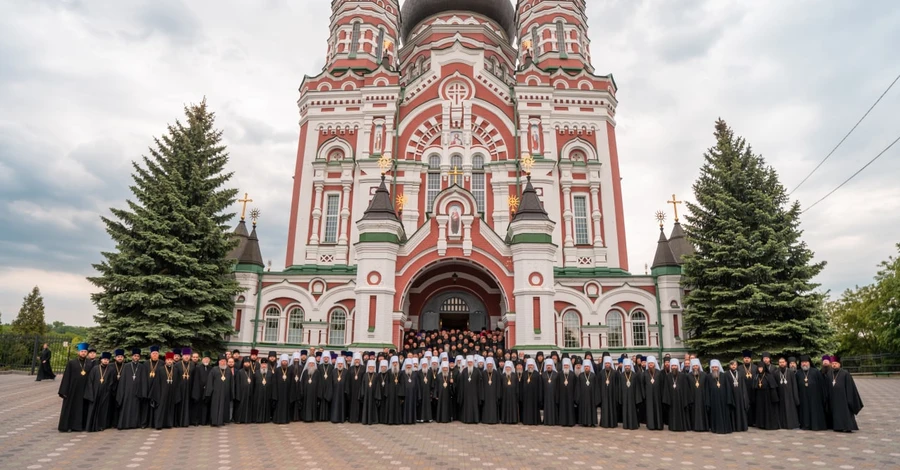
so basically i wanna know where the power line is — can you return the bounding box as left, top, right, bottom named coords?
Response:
left=801, top=133, right=900, bottom=214
left=789, top=72, right=900, bottom=196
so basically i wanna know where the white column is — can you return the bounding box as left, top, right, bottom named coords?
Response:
left=591, top=185, right=603, bottom=246
left=309, top=183, right=324, bottom=245
left=562, top=184, right=574, bottom=247
left=338, top=184, right=351, bottom=245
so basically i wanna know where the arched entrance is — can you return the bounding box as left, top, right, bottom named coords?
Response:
left=403, top=258, right=506, bottom=332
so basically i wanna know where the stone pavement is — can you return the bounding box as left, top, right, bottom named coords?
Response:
left=1, top=374, right=898, bottom=470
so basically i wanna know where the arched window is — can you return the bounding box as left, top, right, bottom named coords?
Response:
left=376, top=27, right=385, bottom=62
left=631, top=310, right=647, bottom=347
left=450, top=154, right=462, bottom=169
left=606, top=311, right=623, bottom=348
left=472, top=154, right=485, bottom=213
left=531, top=26, right=539, bottom=56
left=329, top=309, right=347, bottom=345
left=440, top=296, right=469, bottom=313
left=349, top=22, right=361, bottom=57
left=287, top=307, right=304, bottom=344
left=426, top=154, right=441, bottom=210
left=417, top=56, right=426, bottom=75
left=556, top=21, right=567, bottom=57
left=562, top=310, right=581, bottom=348
left=570, top=150, right=585, bottom=163
left=264, top=306, right=281, bottom=343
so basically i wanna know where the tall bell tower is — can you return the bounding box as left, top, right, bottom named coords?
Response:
left=516, top=0, right=591, bottom=71
left=326, top=0, right=400, bottom=72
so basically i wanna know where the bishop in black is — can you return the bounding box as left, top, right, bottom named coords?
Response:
left=520, top=360, right=542, bottom=425
left=233, top=358, right=255, bottom=423
left=298, top=359, right=323, bottom=423
left=174, top=351, right=194, bottom=427
left=150, top=353, right=181, bottom=430
left=84, top=352, right=115, bottom=432
left=58, top=343, right=93, bottom=432
left=540, top=361, right=559, bottom=426
left=253, top=361, right=274, bottom=423
left=399, top=360, right=420, bottom=424
left=433, top=363, right=454, bottom=423
left=688, top=360, right=709, bottom=432
left=662, top=359, right=693, bottom=431
left=706, top=360, right=734, bottom=434
left=481, top=359, right=502, bottom=424
left=598, top=358, right=620, bottom=428
left=499, top=361, right=519, bottom=424
left=557, top=359, right=577, bottom=426
left=142, top=350, right=164, bottom=428
left=347, top=354, right=365, bottom=423
left=206, top=355, right=234, bottom=427
left=380, top=361, right=403, bottom=424
left=727, top=360, right=750, bottom=432
left=419, top=360, right=436, bottom=423
left=751, top=362, right=780, bottom=430
left=796, top=355, right=829, bottom=431
left=271, top=355, right=295, bottom=424
left=575, top=362, right=600, bottom=427
left=116, top=350, right=146, bottom=430
left=641, top=357, right=665, bottom=430
left=774, top=357, right=800, bottom=429
left=619, top=360, right=643, bottom=430
left=828, top=358, right=863, bottom=432
left=191, top=355, right=214, bottom=426
left=359, top=361, right=381, bottom=425
left=457, top=359, right=483, bottom=424
left=327, top=358, right=351, bottom=423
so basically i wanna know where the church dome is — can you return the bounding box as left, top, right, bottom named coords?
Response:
left=400, top=0, right=516, bottom=43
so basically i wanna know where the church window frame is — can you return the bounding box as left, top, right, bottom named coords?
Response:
left=562, top=310, right=581, bottom=348
left=531, top=26, right=540, bottom=58
left=556, top=21, right=568, bottom=58
left=426, top=154, right=441, bottom=211
left=323, top=193, right=341, bottom=244
left=606, top=310, right=624, bottom=348
left=328, top=308, right=347, bottom=345
left=472, top=154, right=485, bottom=214
left=376, top=27, right=385, bottom=62
left=287, top=307, right=305, bottom=344
left=349, top=21, right=362, bottom=58
left=263, top=306, right=281, bottom=343
left=573, top=194, right=590, bottom=245
left=450, top=154, right=463, bottom=169
left=631, top=310, right=648, bottom=347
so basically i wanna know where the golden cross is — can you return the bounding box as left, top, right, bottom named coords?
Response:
left=238, top=193, right=253, bottom=220
left=448, top=166, right=463, bottom=185
left=667, top=194, right=683, bottom=222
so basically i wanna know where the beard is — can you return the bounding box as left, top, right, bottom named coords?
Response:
left=711, top=371, right=719, bottom=378
left=801, top=365, right=809, bottom=371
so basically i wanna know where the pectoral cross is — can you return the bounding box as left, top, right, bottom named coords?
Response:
left=238, top=192, right=253, bottom=221
left=667, top=194, right=683, bottom=222
left=448, top=166, right=463, bottom=185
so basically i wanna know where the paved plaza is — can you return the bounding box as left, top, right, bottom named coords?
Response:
left=0, top=374, right=898, bottom=470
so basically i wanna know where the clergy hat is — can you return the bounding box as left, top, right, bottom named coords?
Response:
left=114, top=349, right=125, bottom=357
left=602, top=351, right=611, bottom=358
left=761, top=351, right=771, bottom=359
left=131, top=348, right=142, bottom=355
left=821, top=355, right=832, bottom=362
left=181, top=347, right=192, bottom=356
left=203, top=351, right=212, bottom=358
left=76, top=342, right=89, bottom=351
left=617, top=357, right=624, bottom=364
left=300, top=350, right=308, bottom=356
left=232, top=349, right=241, bottom=354
left=101, top=351, right=112, bottom=360
left=88, top=348, right=97, bottom=353
left=268, top=351, right=277, bottom=357
left=831, top=355, right=841, bottom=363
left=799, top=355, right=811, bottom=363
left=165, top=352, right=175, bottom=360
left=330, top=352, right=338, bottom=360
left=171, top=348, right=181, bottom=355
left=742, top=349, right=753, bottom=358
left=218, top=353, right=227, bottom=361
left=536, top=351, right=544, bottom=357
left=242, top=357, right=251, bottom=364
left=250, top=349, right=259, bottom=356
left=788, top=356, right=797, bottom=363
left=315, top=351, right=322, bottom=357
left=149, top=345, right=160, bottom=353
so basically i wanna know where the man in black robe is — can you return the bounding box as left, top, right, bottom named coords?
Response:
left=727, top=360, right=750, bottom=432
left=521, top=358, right=542, bottom=425
left=379, top=357, right=403, bottom=424
left=58, top=342, right=93, bottom=432
left=271, top=354, right=294, bottom=424
left=36, top=343, right=55, bottom=381
left=115, top=348, right=146, bottom=430
left=642, top=356, right=665, bottom=430
left=774, top=356, right=800, bottom=429
left=456, top=356, right=483, bottom=424
left=191, top=352, right=213, bottom=425
left=84, top=351, right=115, bottom=432
left=316, top=352, right=334, bottom=421
left=688, top=358, right=709, bottom=431
left=706, top=360, right=733, bottom=434
left=500, top=361, right=519, bottom=424
left=398, top=359, right=419, bottom=424
left=575, top=361, right=600, bottom=427
left=142, top=346, right=163, bottom=428
left=828, top=356, right=863, bottom=432
left=598, top=356, right=619, bottom=428
left=298, top=357, right=322, bottom=422
left=327, top=357, right=350, bottom=423
left=752, top=361, right=780, bottom=430
left=206, top=354, right=234, bottom=427
left=173, top=347, right=193, bottom=427
left=108, top=349, right=125, bottom=426
left=419, top=357, right=438, bottom=423
left=556, top=358, right=576, bottom=426
left=481, top=357, right=502, bottom=424
left=662, top=358, right=693, bottom=431
left=796, top=355, right=828, bottom=430
left=348, top=352, right=365, bottom=423
left=360, top=360, right=381, bottom=425
left=150, top=352, right=181, bottom=429
left=252, top=359, right=274, bottom=423
left=233, top=357, right=255, bottom=423
left=619, top=358, right=643, bottom=429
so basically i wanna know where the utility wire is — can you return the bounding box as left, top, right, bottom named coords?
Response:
left=801, top=133, right=900, bottom=214
left=789, top=72, right=900, bottom=196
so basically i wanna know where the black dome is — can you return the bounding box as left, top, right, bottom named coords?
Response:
left=400, top=0, right=516, bottom=43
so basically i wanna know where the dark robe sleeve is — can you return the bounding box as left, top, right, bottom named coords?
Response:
left=57, top=361, right=73, bottom=398
left=846, top=374, right=864, bottom=415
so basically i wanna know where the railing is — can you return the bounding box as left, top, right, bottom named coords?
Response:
left=840, top=354, right=900, bottom=375
left=0, top=334, right=76, bottom=374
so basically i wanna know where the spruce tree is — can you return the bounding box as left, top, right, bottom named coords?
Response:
left=11, top=286, right=48, bottom=336
left=89, top=100, right=241, bottom=352
left=682, top=119, right=832, bottom=359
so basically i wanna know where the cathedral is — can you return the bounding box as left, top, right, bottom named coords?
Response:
left=227, top=0, right=691, bottom=355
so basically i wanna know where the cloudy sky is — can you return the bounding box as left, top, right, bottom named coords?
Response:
left=1, top=0, right=898, bottom=326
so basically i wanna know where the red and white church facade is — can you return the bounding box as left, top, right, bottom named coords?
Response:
left=227, top=0, right=692, bottom=355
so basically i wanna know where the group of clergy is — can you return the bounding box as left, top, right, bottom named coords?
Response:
left=56, top=343, right=863, bottom=434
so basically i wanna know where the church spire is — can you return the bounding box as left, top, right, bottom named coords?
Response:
left=651, top=227, right=678, bottom=270
left=360, top=175, right=400, bottom=222
left=512, top=175, right=550, bottom=222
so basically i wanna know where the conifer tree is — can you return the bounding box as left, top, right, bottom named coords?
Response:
left=11, top=286, right=48, bottom=336
left=682, top=119, right=832, bottom=358
left=89, top=100, right=241, bottom=352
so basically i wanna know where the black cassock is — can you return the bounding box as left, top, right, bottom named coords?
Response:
left=829, top=368, right=863, bottom=432
left=379, top=370, right=403, bottom=424
left=557, top=370, right=576, bottom=426
left=58, top=357, right=93, bottom=432
left=737, top=363, right=756, bottom=426
left=540, top=371, right=558, bottom=425
left=289, top=363, right=304, bottom=421
left=142, top=360, right=163, bottom=428
left=84, top=363, right=115, bottom=432
left=642, top=369, right=665, bottom=430
left=575, top=370, right=600, bottom=427
left=191, top=363, right=213, bottom=426
left=457, top=368, right=483, bottom=424
left=316, top=363, right=334, bottom=421
left=796, top=368, right=828, bottom=431
left=150, top=365, right=181, bottom=430
left=109, top=361, right=124, bottom=426
left=775, top=368, right=800, bottom=429
left=727, top=369, right=750, bottom=432
left=751, top=371, right=780, bottom=430
left=520, top=371, right=542, bottom=425
left=706, top=373, right=733, bottom=434
left=598, top=368, right=619, bottom=428
left=271, top=366, right=295, bottom=424
left=419, top=368, right=435, bottom=422
left=116, top=361, right=146, bottom=430
left=359, top=372, right=380, bottom=425
left=327, top=368, right=350, bottom=423
left=399, top=370, right=419, bottom=424
left=433, top=372, right=454, bottom=423
left=252, top=368, right=274, bottom=423
left=206, top=367, right=234, bottom=427
left=619, top=370, right=643, bottom=430
left=347, top=365, right=365, bottom=423
left=37, top=347, right=55, bottom=381
left=173, top=361, right=193, bottom=427
left=500, top=372, right=519, bottom=424
left=481, top=368, right=501, bottom=424
left=298, top=368, right=323, bottom=423
left=233, top=367, right=255, bottom=423
left=689, top=372, right=710, bottom=432
left=662, top=371, right=693, bottom=431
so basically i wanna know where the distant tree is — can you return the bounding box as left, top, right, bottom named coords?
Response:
left=11, top=286, right=48, bottom=336
left=682, top=119, right=832, bottom=359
